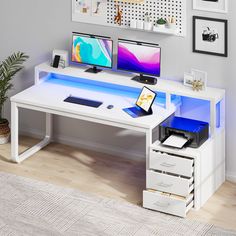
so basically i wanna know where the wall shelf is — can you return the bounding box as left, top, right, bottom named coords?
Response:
left=128, top=26, right=179, bottom=36
left=72, top=0, right=187, bottom=37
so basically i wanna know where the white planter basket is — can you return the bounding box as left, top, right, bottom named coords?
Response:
left=0, top=134, right=10, bottom=145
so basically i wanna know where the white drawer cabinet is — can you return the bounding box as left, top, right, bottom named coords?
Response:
left=144, top=129, right=225, bottom=218
left=147, top=170, right=194, bottom=197
left=143, top=190, right=194, bottom=218
left=144, top=148, right=195, bottom=217
left=149, top=150, right=194, bottom=178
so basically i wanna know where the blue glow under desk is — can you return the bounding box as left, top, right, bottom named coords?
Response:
left=10, top=64, right=176, bottom=163
left=10, top=61, right=225, bottom=165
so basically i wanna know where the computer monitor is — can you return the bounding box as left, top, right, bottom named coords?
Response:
left=72, top=33, right=113, bottom=73
left=117, top=39, right=161, bottom=85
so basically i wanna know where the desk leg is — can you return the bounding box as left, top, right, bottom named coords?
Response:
left=46, top=113, right=53, bottom=139
left=11, top=108, right=52, bottom=163
left=146, top=129, right=152, bottom=171
left=11, top=102, right=19, bottom=162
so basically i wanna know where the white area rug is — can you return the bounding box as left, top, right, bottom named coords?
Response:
left=0, top=172, right=235, bottom=236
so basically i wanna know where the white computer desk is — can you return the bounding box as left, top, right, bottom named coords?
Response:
left=10, top=74, right=176, bottom=163
left=10, top=62, right=226, bottom=217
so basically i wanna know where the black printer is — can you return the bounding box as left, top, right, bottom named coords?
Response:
left=159, top=116, right=209, bottom=148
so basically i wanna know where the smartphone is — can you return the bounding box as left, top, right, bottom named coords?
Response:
left=52, top=55, right=61, bottom=68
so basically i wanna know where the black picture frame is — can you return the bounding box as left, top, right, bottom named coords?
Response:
left=193, top=16, right=228, bottom=57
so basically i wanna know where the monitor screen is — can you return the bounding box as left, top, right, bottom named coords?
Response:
left=72, top=34, right=113, bottom=68
left=117, top=40, right=161, bottom=76
left=136, top=86, right=156, bottom=112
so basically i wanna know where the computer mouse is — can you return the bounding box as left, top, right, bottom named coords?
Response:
left=107, top=105, right=114, bottom=109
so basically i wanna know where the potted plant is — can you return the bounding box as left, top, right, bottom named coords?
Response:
left=0, top=52, right=28, bottom=144
left=155, top=18, right=167, bottom=28
left=144, top=12, right=153, bottom=31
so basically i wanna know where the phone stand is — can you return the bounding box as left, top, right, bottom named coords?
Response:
left=51, top=59, right=66, bottom=69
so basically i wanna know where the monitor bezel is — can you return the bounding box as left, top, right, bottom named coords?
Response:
left=135, top=86, right=157, bottom=113
left=71, top=32, right=114, bottom=69
left=117, top=39, right=161, bottom=77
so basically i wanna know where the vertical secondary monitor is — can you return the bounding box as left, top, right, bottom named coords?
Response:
left=72, top=33, right=113, bottom=73
left=117, top=39, right=161, bottom=84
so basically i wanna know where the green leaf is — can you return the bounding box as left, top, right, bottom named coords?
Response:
left=0, top=52, right=29, bottom=120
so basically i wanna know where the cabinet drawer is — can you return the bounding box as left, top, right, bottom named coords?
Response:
left=150, top=150, right=194, bottom=177
left=143, top=190, right=193, bottom=218
left=147, top=170, right=194, bottom=197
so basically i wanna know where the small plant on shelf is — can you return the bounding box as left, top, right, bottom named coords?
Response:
left=156, top=18, right=167, bottom=28
left=0, top=52, right=29, bottom=144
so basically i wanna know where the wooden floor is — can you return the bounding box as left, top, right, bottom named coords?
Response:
left=0, top=136, right=236, bottom=231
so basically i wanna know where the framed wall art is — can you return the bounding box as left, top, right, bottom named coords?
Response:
left=193, top=0, right=228, bottom=14
left=193, top=16, right=228, bottom=57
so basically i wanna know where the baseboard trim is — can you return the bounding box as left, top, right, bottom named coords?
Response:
left=19, top=128, right=144, bottom=161
left=20, top=127, right=44, bottom=139
left=226, top=171, right=236, bottom=183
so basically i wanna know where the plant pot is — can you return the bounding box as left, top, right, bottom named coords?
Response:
left=144, top=22, right=153, bottom=31
left=0, top=119, right=10, bottom=144
left=166, top=23, right=177, bottom=29
left=136, top=20, right=144, bottom=30
left=130, top=19, right=137, bottom=28
left=156, top=24, right=166, bottom=29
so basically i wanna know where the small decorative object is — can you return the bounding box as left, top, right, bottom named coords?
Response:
left=137, top=20, right=144, bottom=30
left=0, top=52, right=28, bottom=144
left=76, top=0, right=90, bottom=14
left=191, top=69, right=207, bottom=90
left=93, top=1, right=101, bottom=14
left=193, top=0, right=228, bottom=13
left=166, top=17, right=176, bottom=29
left=156, top=18, right=167, bottom=28
left=92, top=0, right=106, bottom=16
left=144, top=12, right=153, bottom=31
left=192, top=79, right=204, bottom=91
left=193, top=16, right=228, bottom=57
left=130, top=19, right=137, bottom=28
left=184, top=69, right=207, bottom=91
left=114, top=5, right=123, bottom=25
left=184, top=72, right=195, bottom=87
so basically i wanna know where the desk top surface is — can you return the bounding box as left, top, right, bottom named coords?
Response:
left=11, top=78, right=176, bottom=130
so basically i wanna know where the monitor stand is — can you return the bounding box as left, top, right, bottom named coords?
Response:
left=85, top=66, right=102, bottom=74
left=132, top=74, right=157, bottom=85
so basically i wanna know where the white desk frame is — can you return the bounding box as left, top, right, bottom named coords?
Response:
left=11, top=103, right=154, bottom=164
left=11, top=62, right=225, bottom=165
left=11, top=63, right=175, bottom=164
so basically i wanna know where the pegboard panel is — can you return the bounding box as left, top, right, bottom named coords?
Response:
left=72, top=0, right=186, bottom=37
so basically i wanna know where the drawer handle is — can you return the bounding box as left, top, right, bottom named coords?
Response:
left=157, top=182, right=173, bottom=188
left=160, top=162, right=176, bottom=168
left=154, top=201, right=170, bottom=208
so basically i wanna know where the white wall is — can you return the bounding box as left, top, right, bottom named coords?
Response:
left=0, top=0, right=235, bottom=181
